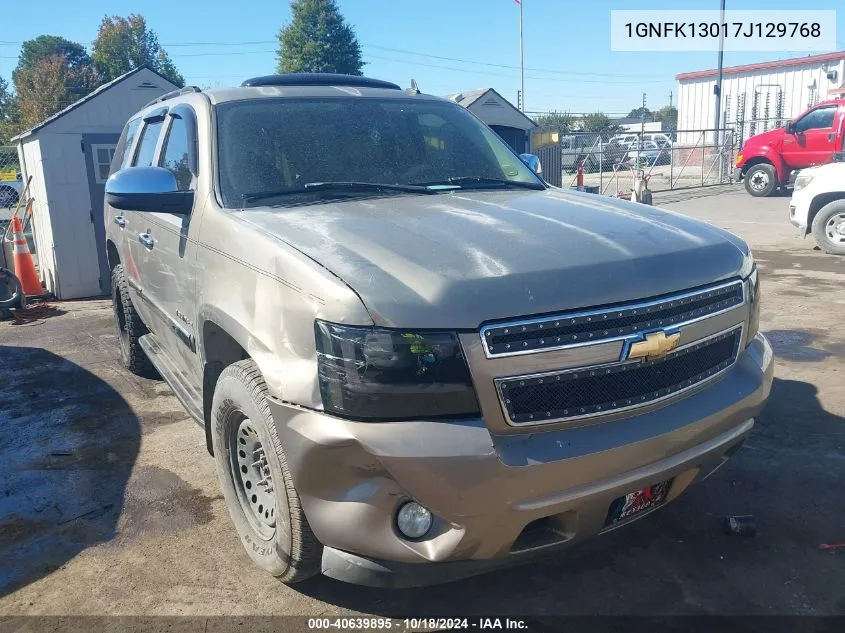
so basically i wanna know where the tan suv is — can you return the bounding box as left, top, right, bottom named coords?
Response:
left=104, top=73, right=773, bottom=587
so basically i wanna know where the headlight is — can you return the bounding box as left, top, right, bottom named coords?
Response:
left=793, top=173, right=814, bottom=191
left=746, top=265, right=760, bottom=343
left=314, top=321, right=480, bottom=420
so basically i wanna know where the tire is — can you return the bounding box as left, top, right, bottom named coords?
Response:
left=0, top=186, right=18, bottom=208
left=211, top=359, right=322, bottom=584
left=811, top=199, right=845, bottom=256
left=743, top=163, right=777, bottom=197
left=111, top=264, right=157, bottom=378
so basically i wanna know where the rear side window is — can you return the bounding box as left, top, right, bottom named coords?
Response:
left=133, top=120, right=164, bottom=166
left=110, top=118, right=142, bottom=175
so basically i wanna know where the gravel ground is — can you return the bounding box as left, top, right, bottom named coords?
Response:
left=1, top=184, right=844, bottom=618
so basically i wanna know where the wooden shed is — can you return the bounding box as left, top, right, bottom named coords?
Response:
left=445, top=88, right=537, bottom=154
left=12, top=67, right=178, bottom=299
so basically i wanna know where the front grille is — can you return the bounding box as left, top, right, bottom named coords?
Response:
left=498, top=327, right=742, bottom=425
left=481, top=280, right=744, bottom=357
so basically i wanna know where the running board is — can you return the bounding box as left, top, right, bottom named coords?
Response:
left=139, top=333, right=204, bottom=426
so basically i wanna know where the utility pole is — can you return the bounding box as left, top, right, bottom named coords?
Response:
left=668, top=90, right=673, bottom=108
left=640, top=92, right=647, bottom=137
left=713, top=0, right=726, bottom=137
left=519, top=0, right=525, bottom=111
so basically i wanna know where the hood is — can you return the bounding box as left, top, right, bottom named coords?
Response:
left=742, top=127, right=784, bottom=152
left=800, top=161, right=845, bottom=177
left=233, top=190, right=749, bottom=329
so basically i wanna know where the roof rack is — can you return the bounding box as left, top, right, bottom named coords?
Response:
left=240, top=73, right=401, bottom=90
left=143, top=85, right=202, bottom=109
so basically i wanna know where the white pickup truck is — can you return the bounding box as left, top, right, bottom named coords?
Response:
left=789, top=154, right=845, bottom=255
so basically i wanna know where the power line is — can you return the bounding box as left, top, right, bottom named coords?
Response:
left=365, top=53, right=667, bottom=85
left=364, top=44, right=666, bottom=79
left=1, top=38, right=669, bottom=80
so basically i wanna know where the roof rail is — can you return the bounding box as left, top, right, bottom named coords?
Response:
left=240, top=73, right=400, bottom=90
left=143, top=85, right=202, bottom=109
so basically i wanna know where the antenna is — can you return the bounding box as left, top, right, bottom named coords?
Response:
left=406, top=79, right=420, bottom=96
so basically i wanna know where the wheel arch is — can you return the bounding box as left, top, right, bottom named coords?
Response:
left=808, top=192, right=845, bottom=235
left=106, top=239, right=120, bottom=272
left=198, top=307, right=283, bottom=456
left=742, top=154, right=786, bottom=183
left=809, top=193, right=845, bottom=236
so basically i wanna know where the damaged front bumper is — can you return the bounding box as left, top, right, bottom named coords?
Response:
left=268, top=334, right=773, bottom=587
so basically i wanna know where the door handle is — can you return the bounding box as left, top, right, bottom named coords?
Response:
left=114, top=215, right=126, bottom=228
left=138, top=233, right=154, bottom=249
left=828, top=133, right=835, bottom=141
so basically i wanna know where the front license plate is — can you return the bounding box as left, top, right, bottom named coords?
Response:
left=604, top=479, right=673, bottom=527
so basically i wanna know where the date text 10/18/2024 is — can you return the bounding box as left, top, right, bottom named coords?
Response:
left=307, top=618, right=529, bottom=630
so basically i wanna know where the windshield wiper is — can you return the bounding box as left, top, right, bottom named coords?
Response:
left=413, top=177, right=545, bottom=190
left=242, top=181, right=436, bottom=203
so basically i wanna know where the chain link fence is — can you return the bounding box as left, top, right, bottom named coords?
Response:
left=0, top=145, right=32, bottom=271
left=0, top=146, right=22, bottom=210
left=532, top=127, right=746, bottom=195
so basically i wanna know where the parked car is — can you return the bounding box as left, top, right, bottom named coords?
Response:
left=789, top=152, right=845, bottom=255
left=0, top=173, right=22, bottom=208
left=610, top=133, right=639, bottom=147
left=561, top=134, right=627, bottom=172
left=735, top=98, right=845, bottom=197
left=104, top=73, right=772, bottom=588
left=643, top=132, right=674, bottom=148
left=626, top=140, right=669, bottom=168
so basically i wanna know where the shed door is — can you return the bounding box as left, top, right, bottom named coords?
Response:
left=489, top=125, right=527, bottom=154
left=83, top=134, right=120, bottom=294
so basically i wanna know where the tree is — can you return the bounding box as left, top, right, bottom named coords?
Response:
left=14, top=56, right=72, bottom=130
left=277, top=0, right=364, bottom=75
left=0, top=76, right=18, bottom=144
left=93, top=14, right=184, bottom=87
left=579, top=112, right=624, bottom=139
left=653, top=105, right=678, bottom=132
left=13, top=35, right=99, bottom=98
left=628, top=106, right=652, bottom=120
left=535, top=110, right=573, bottom=133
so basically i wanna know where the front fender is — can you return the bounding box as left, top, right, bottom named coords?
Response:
left=743, top=147, right=787, bottom=183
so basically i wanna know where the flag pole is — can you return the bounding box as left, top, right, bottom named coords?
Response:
left=519, top=0, right=525, bottom=111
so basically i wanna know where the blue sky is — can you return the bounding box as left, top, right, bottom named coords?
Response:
left=2, top=0, right=843, bottom=115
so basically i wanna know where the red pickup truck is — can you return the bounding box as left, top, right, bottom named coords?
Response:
left=734, top=98, right=845, bottom=197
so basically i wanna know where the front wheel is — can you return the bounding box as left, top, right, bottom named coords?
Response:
left=211, top=359, right=322, bottom=584
left=811, top=200, right=845, bottom=256
left=743, top=164, right=777, bottom=197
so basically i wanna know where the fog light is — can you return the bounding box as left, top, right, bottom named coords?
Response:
left=396, top=501, right=433, bottom=539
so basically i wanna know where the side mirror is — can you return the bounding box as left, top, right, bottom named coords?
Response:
left=105, top=166, right=194, bottom=215
left=519, top=153, right=543, bottom=176
left=785, top=121, right=797, bottom=135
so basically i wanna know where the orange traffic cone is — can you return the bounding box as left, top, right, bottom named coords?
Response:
left=10, top=216, right=42, bottom=296
left=576, top=163, right=584, bottom=187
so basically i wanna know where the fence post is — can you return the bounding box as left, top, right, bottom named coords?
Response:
left=599, top=138, right=603, bottom=193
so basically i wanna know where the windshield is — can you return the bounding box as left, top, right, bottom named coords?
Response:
left=215, top=97, right=543, bottom=207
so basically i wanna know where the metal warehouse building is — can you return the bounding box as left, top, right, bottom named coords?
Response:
left=676, top=51, right=845, bottom=141
left=12, top=67, right=177, bottom=299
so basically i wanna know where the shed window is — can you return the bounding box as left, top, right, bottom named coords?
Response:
left=91, top=144, right=117, bottom=184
